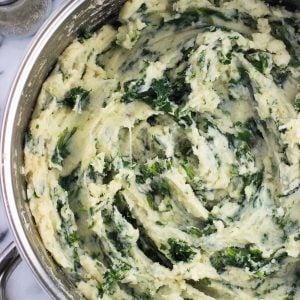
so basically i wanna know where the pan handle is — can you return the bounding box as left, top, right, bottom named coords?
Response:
left=0, top=242, right=21, bottom=300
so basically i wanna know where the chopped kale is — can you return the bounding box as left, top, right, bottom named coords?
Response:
left=73, top=248, right=81, bottom=272
left=59, top=68, right=69, bottom=82
left=59, top=163, right=81, bottom=191
left=137, top=3, right=147, bottom=13
left=78, top=29, right=93, bottom=43
left=52, top=127, right=77, bottom=166
left=270, top=18, right=300, bottom=66
left=218, top=50, right=232, bottom=65
left=192, top=114, right=214, bottom=133
left=122, top=79, right=145, bottom=103
left=102, top=209, right=113, bottom=225
left=102, top=159, right=115, bottom=184
left=136, top=161, right=166, bottom=184
left=144, top=177, right=172, bottom=211
left=182, top=162, right=195, bottom=181
left=202, top=223, right=218, bottom=236
left=176, top=109, right=194, bottom=128
left=106, top=230, right=131, bottom=256
left=168, top=238, right=196, bottom=262
left=181, top=46, right=194, bottom=61
left=87, top=165, right=101, bottom=183
left=274, top=212, right=298, bottom=241
left=169, top=7, right=252, bottom=31
left=226, top=133, right=252, bottom=159
left=66, top=232, right=79, bottom=245
left=146, top=193, right=159, bottom=210
left=187, top=226, right=203, bottom=237
left=62, top=87, right=90, bottom=111
left=235, top=118, right=262, bottom=147
left=122, top=73, right=191, bottom=113
left=98, top=262, right=131, bottom=297
left=103, top=208, right=132, bottom=256
left=245, top=50, right=272, bottom=74
left=210, top=246, right=267, bottom=273
left=229, top=66, right=252, bottom=91
left=244, top=118, right=263, bottom=139
left=150, top=178, right=171, bottom=197
left=295, top=98, right=300, bottom=112
left=243, top=171, right=264, bottom=190
left=271, top=65, right=290, bottom=86
left=187, top=215, right=217, bottom=237
left=169, top=70, right=191, bottom=105
left=236, top=128, right=252, bottom=145
left=149, top=78, right=173, bottom=112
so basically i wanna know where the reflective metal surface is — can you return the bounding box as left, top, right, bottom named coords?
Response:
left=0, top=0, right=299, bottom=299
left=0, top=0, right=124, bottom=298
left=0, top=242, right=21, bottom=300
left=0, top=0, right=17, bottom=5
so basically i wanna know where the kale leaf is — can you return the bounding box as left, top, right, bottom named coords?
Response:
left=136, top=161, right=169, bottom=184
left=210, top=246, right=266, bottom=273
left=150, top=79, right=173, bottom=112
left=295, top=98, right=300, bottom=112
left=245, top=50, right=272, bottom=74
left=78, top=29, right=93, bottom=43
left=271, top=65, right=290, bottom=86
left=59, top=163, right=81, bottom=191
left=168, top=238, right=196, bottom=262
left=98, top=262, right=131, bottom=297
left=270, top=18, right=300, bottom=66
left=62, top=87, right=90, bottom=111
left=122, top=76, right=191, bottom=113
left=52, top=127, right=77, bottom=166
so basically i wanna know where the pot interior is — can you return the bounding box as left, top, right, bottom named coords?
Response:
left=3, top=0, right=299, bottom=298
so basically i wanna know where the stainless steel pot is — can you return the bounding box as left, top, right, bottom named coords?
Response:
left=0, top=0, right=299, bottom=299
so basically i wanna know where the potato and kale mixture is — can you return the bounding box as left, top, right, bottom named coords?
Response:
left=24, top=0, right=300, bottom=299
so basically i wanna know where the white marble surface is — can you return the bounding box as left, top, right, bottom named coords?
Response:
left=0, top=0, right=64, bottom=298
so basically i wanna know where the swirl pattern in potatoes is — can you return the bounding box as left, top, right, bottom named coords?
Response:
left=24, top=0, right=300, bottom=299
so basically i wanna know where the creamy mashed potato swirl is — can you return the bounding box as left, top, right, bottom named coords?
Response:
left=24, top=0, right=300, bottom=299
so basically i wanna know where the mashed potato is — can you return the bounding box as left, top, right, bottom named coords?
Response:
left=24, top=0, right=300, bottom=299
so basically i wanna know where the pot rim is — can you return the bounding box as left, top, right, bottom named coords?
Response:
left=0, top=0, right=85, bottom=298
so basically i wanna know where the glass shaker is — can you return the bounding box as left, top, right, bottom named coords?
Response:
left=0, top=0, right=52, bottom=37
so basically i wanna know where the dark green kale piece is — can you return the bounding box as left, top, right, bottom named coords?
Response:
left=270, top=18, right=300, bottom=66
left=52, top=127, right=77, bottom=166
left=245, top=50, right=272, bottom=74
left=58, top=163, right=81, bottom=191
left=210, top=246, right=266, bottom=273
left=98, top=262, right=131, bottom=297
left=122, top=75, right=191, bottom=113
left=62, top=87, right=90, bottom=111
left=168, top=238, right=196, bottom=262
left=78, top=29, right=93, bottom=43
left=271, top=65, right=290, bottom=86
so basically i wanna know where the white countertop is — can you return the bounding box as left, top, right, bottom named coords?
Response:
left=0, top=1, right=64, bottom=298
